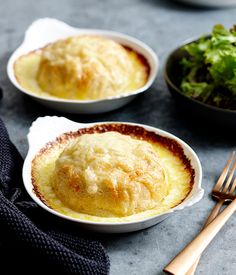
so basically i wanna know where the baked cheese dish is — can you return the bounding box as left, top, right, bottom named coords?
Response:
left=14, top=36, right=149, bottom=100
left=31, top=124, right=194, bottom=222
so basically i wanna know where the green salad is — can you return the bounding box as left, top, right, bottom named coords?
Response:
left=180, top=24, right=236, bottom=110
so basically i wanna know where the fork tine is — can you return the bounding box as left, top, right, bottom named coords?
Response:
left=222, top=157, right=236, bottom=192
left=213, top=151, right=235, bottom=192
left=229, top=175, right=236, bottom=195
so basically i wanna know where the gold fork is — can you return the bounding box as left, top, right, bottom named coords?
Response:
left=164, top=151, right=236, bottom=275
left=185, top=151, right=236, bottom=275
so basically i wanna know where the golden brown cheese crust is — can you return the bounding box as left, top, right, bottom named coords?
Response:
left=51, top=132, right=168, bottom=217
left=31, top=124, right=195, bottom=220
left=14, top=36, right=150, bottom=100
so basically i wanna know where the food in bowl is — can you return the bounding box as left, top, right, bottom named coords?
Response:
left=180, top=24, right=236, bottom=110
left=31, top=123, right=194, bottom=222
left=52, top=132, right=167, bottom=217
left=14, top=35, right=149, bottom=100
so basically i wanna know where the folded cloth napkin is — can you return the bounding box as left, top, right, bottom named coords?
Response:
left=0, top=117, right=110, bottom=275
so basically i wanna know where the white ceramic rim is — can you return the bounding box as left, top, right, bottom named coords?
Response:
left=7, top=18, right=158, bottom=104
left=23, top=116, right=204, bottom=226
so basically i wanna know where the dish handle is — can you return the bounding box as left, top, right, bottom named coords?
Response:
left=23, top=18, right=80, bottom=50
left=175, top=188, right=204, bottom=211
left=27, top=116, right=86, bottom=154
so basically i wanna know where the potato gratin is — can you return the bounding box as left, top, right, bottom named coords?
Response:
left=31, top=124, right=194, bottom=223
left=14, top=36, right=149, bottom=100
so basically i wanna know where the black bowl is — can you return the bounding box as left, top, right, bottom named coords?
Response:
left=164, top=38, right=236, bottom=129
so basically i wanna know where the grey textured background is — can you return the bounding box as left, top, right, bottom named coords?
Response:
left=0, top=0, right=236, bottom=274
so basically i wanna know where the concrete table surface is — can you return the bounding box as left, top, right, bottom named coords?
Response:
left=0, top=0, right=236, bottom=274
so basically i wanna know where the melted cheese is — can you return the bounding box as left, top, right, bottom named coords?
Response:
left=14, top=36, right=149, bottom=100
left=32, top=132, right=192, bottom=222
left=51, top=132, right=167, bottom=217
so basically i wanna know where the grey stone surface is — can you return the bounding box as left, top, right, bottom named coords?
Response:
left=0, top=0, right=236, bottom=274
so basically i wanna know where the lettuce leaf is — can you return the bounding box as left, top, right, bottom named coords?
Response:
left=180, top=24, right=236, bottom=110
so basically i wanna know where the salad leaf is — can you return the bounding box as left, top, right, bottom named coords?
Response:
left=181, top=80, right=213, bottom=103
left=180, top=24, right=236, bottom=110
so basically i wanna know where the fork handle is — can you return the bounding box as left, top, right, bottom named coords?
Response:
left=164, top=198, right=236, bottom=275
left=185, top=200, right=224, bottom=275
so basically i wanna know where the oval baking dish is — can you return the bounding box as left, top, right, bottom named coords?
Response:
left=7, top=18, right=158, bottom=114
left=23, top=116, right=203, bottom=233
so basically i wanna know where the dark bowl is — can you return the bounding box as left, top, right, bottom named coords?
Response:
left=164, top=38, right=236, bottom=129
